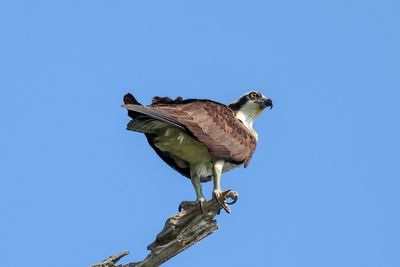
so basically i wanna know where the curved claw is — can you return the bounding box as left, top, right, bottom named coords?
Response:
left=213, top=191, right=223, bottom=206
left=213, top=191, right=231, bottom=214
left=226, top=197, right=237, bottom=205
left=179, top=199, right=206, bottom=213
left=220, top=202, right=231, bottom=214
left=199, top=200, right=204, bottom=214
left=226, top=191, right=239, bottom=205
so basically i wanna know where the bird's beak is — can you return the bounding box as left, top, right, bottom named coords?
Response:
left=258, top=98, right=273, bottom=110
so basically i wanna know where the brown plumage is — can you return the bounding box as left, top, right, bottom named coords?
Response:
left=122, top=91, right=272, bottom=212
left=123, top=94, right=257, bottom=167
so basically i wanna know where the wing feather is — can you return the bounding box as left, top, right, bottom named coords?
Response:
left=123, top=95, right=257, bottom=165
left=152, top=100, right=257, bottom=165
left=123, top=104, right=188, bottom=132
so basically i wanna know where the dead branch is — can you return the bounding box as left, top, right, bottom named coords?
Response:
left=91, top=189, right=237, bottom=267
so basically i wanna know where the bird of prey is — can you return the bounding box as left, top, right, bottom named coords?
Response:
left=123, top=91, right=273, bottom=213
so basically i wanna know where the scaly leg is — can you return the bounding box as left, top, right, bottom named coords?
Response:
left=212, top=160, right=231, bottom=213
left=212, top=160, right=224, bottom=194
left=179, top=172, right=206, bottom=213
left=191, top=173, right=205, bottom=204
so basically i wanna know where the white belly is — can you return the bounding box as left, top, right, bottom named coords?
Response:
left=153, top=127, right=239, bottom=179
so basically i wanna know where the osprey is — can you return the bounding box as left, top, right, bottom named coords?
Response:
left=123, top=91, right=272, bottom=213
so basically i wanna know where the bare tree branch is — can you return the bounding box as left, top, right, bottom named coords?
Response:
left=91, top=189, right=236, bottom=267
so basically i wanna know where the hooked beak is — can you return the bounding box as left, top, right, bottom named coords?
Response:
left=258, top=98, right=273, bottom=109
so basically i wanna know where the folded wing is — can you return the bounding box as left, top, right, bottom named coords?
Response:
left=123, top=94, right=257, bottom=167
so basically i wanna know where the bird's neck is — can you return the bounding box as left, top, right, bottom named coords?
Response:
left=235, top=109, right=259, bottom=140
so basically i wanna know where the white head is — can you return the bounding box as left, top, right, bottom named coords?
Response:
left=228, top=91, right=273, bottom=138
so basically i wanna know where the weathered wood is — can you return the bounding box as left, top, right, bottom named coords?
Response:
left=90, top=251, right=129, bottom=267
left=91, top=189, right=237, bottom=267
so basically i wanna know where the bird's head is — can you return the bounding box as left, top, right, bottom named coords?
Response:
left=227, top=91, right=272, bottom=136
left=228, top=91, right=273, bottom=117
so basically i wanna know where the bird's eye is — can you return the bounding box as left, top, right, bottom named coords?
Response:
left=249, top=92, right=259, bottom=99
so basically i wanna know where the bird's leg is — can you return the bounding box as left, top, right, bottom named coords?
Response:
left=212, top=160, right=234, bottom=213
left=179, top=173, right=206, bottom=213
left=192, top=173, right=206, bottom=212
left=213, top=160, right=224, bottom=194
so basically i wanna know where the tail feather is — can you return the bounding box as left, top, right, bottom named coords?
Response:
left=123, top=93, right=143, bottom=120
left=123, top=93, right=142, bottom=105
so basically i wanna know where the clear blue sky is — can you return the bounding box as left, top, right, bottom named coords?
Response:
left=1, top=1, right=399, bottom=266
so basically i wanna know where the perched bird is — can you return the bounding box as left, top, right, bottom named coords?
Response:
left=123, top=91, right=273, bottom=213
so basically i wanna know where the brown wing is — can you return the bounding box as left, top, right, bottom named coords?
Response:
left=124, top=97, right=257, bottom=166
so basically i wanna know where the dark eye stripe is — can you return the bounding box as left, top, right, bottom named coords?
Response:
left=228, top=95, right=249, bottom=111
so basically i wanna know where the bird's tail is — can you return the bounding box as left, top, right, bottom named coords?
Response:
left=123, top=93, right=143, bottom=121
left=123, top=93, right=161, bottom=134
left=123, top=93, right=142, bottom=106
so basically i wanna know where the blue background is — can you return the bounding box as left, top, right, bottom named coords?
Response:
left=1, top=1, right=399, bottom=266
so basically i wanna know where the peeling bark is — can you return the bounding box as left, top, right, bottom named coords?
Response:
left=91, top=189, right=236, bottom=267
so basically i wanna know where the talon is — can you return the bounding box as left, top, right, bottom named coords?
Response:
left=213, top=191, right=231, bottom=214
left=179, top=199, right=206, bottom=213
left=199, top=200, right=205, bottom=214
left=226, top=197, right=237, bottom=205
left=226, top=191, right=239, bottom=205
left=221, top=202, right=231, bottom=214
left=178, top=200, right=196, bottom=212
left=213, top=191, right=223, bottom=206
